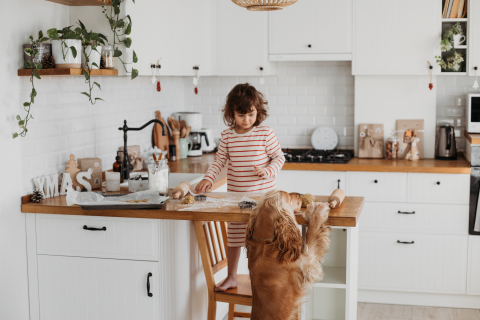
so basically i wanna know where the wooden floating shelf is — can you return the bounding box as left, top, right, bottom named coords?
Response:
left=441, top=18, right=468, bottom=22
left=18, top=68, right=118, bottom=76
left=46, top=0, right=111, bottom=6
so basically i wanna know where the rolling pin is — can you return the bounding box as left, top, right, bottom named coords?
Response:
left=172, top=181, right=191, bottom=199
left=328, top=188, right=345, bottom=209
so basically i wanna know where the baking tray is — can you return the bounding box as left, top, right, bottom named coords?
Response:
left=79, top=200, right=167, bottom=210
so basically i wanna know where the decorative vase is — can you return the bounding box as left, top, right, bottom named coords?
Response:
left=82, top=45, right=102, bottom=70
left=23, top=43, right=51, bottom=67
left=51, top=39, right=82, bottom=68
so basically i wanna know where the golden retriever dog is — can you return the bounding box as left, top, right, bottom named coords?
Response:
left=246, top=190, right=330, bottom=320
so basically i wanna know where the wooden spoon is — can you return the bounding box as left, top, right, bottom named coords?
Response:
left=181, top=127, right=187, bottom=138
left=185, top=126, right=191, bottom=137
left=180, top=120, right=187, bottom=130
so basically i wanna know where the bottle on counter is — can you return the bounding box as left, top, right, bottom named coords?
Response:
left=385, top=130, right=399, bottom=160
left=113, top=151, right=124, bottom=183
left=148, top=158, right=169, bottom=195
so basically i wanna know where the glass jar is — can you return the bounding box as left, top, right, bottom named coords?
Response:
left=148, top=159, right=169, bottom=195
left=385, top=130, right=399, bottom=160
left=101, top=44, right=115, bottom=69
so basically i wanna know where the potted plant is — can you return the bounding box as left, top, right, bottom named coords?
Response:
left=435, top=22, right=465, bottom=72
left=47, top=26, right=82, bottom=68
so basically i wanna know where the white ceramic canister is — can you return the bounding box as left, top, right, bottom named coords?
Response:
left=82, top=45, right=102, bottom=69
left=105, top=172, right=120, bottom=192
left=51, top=39, right=82, bottom=68
left=173, top=112, right=202, bottom=131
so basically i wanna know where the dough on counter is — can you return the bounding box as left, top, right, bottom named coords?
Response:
left=183, top=195, right=195, bottom=204
left=300, top=194, right=315, bottom=208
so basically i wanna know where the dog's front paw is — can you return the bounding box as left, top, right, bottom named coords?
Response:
left=304, top=202, right=329, bottom=224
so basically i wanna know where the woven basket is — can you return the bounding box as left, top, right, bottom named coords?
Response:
left=231, top=0, right=298, bottom=11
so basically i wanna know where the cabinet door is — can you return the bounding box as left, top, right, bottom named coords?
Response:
left=359, top=232, right=468, bottom=294
left=276, top=170, right=346, bottom=195
left=346, top=172, right=407, bottom=202
left=468, top=0, right=480, bottom=76
left=269, top=0, right=352, bottom=55
left=467, top=236, right=480, bottom=295
left=38, top=256, right=158, bottom=320
left=217, top=0, right=273, bottom=76
left=407, top=173, right=470, bottom=205
left=353, top=0, right=441, bottom=75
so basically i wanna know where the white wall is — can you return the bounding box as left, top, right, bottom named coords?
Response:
left=354, top=76, right=437, bottom=158
left=0, top=1, right=69, bottom=319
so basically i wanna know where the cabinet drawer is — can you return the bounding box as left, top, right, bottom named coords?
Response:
left=407, top=173, right=470, bottom=204
left=346, top=172, right=407, bottom=202
left=36, top=214, right=158, bottom=261
left=360, top=202, right=469, bottom=235
left=359, top=232, right=468, bottom=294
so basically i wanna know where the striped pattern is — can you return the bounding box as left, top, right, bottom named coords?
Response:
left=204, top=126, right=285, bottom=247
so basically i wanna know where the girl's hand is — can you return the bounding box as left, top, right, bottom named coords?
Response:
left=253, top=166, right=268, bottom=180
left=195, top=179, right=212, bottom=193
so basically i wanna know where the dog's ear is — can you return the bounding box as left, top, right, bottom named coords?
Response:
left=246, top=213, right=256, bottom=242
left=273, top=214, right=303, bottom=263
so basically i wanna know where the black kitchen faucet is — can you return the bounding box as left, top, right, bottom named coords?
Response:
left=118, top=119, right=166, bottom=180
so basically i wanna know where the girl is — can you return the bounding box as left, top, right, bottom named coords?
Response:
left=195, top=83, right=285, bottom=292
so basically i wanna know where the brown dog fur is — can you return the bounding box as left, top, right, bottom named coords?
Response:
left=246, top=190, right=331, bottom=320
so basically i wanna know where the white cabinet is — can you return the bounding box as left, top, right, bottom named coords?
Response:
left=269, top=0, right=352, bottom=61
left=276, top=170, right=346, bottom=195
left=346, top=172, right=407, bottom=202
left=467, top=236, right=480, bottom=295
left=359, top=232, right=468, bottom=294
left=468, top=0, right=480, bottom=76
left=407, top=173, right=470, bottom=204
left=38, top=255, right=159, bottom=320
left=217, top=0, right=274, bottom=76
left=352, top=0, right=441, bottom=75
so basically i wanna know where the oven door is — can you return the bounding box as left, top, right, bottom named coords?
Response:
left=470, top=167, right=480, bottom=235
left=468, top=94, right=480, bottom=133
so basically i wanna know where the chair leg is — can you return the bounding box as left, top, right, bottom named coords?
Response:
left=228, top=303, right=236, bottom=320
left=207, top=298, right=217, bottom=320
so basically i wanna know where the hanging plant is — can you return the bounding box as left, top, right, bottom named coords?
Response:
left=435, top=22, right=465, bottom=72
left=102, top=0, right=138, bottom=79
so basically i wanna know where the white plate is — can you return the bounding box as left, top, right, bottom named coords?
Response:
left=311, top=126, right=338, bottom=150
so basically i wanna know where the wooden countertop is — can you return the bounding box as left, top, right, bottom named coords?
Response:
left=21, top=190, right=364, bottom=227
left=465, top=130, right=480, bottom=145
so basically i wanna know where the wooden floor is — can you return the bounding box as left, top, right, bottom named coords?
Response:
left=227, top=303, right=480, bottom=320
left=358, top=303, right=480, bottom=320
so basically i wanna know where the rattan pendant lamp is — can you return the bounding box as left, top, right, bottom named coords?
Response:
left=231, top=0, right=298, bottom=11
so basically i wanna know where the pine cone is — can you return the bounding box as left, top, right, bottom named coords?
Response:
left=31, top=189, right=44, bottom=203
left=41, top=54, right=55, bottom=69
left=100, top=55, right=106, bottom=69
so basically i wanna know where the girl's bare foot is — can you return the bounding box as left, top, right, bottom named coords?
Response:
left=214, top=275, right=237, bottom=291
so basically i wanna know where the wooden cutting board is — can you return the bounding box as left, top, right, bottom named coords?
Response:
left=153, top=110, right=171, bottom=156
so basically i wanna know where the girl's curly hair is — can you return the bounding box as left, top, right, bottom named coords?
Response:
left=222, top=83, right=268, bottom=128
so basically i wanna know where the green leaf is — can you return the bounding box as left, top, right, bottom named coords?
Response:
left=39, top=37, right=49, bottom=42
left=33, top=72, right=41, bottom=80
left=113, top=48, right=122, bottom=58
left=47, top=28, right=59, bottom=40
left=29, top=35, right=33, bottom=42
left=131, top=68, right=138, bottom=80
left=24, top=61, right=34, bottom=69
left=83, top=69, right=90, bottom=80
left=124, top=37, right=132, bottom=48
left=90, top=33, right=99, bottom=41
left=16, top=115, right=21, bottom=120
left=12, top=133, right=18, bottom=139
left=114, top=4, right=120, bottom=15
left=92, top=62, right=99, bottom=69
left=81, top=92, right=91, bottom=99
left=125, top=23, right=132, bottom=35
left=38, top=30, right=43, bottom=40
left=70, top=46, right=77, bottom=58
left=98, top=33, right=108, bottom=42
left=24, top=48, right=33, bottom=56
left=117, top=20, right=125, bottom=29
left=95, top=97, right=104, bottom=102
left=31, top=88, right=37, bottom=98
left=18, top=120, right=25, bottom=126
left=132, top=50, right=138, bottom=63
left=111, top=0, right=120, bottom=5
left=36, top=62, right=42, bottom=70
left=93, top=82, right=101, bottom=90
left=78, top=20, right=86, bottom=30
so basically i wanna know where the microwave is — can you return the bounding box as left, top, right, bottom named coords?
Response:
left=467, top=94, right=480, bottom=133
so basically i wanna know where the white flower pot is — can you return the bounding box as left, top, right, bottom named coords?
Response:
left=82, top=45, right=102, bottom=70
left=51, top=39, right=82, bottom=68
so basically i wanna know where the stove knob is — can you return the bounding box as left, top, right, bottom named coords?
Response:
left=308, top=155, right=315, bottom=162
left=318, top=155, right=323, bottom=162
left=295, top=155, right=302, bottom=161
left=286, top=154, right=292, bottom=162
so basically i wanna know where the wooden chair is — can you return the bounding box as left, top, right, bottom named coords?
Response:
left=194, top=221, right=252, bottom=320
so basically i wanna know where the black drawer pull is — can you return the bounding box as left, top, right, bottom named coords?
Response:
left=83, top=225, right=106, bottom=231
left=436, top=181, right=441, bottom=185
left=147, top=272, right=153, bottom=297
left=374, top=180, right=378, bottom=183
left=397, top=240, right=414, bottom=244
left=397, top=211, right=415, bottom=214
left=337, top=179, right=340, bottom=189
left=308, top=44, right=312, bottom=48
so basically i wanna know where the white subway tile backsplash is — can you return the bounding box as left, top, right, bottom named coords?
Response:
left=297, top=75, right=315, bottom=85
left=277, top=96, right=296, bottom=105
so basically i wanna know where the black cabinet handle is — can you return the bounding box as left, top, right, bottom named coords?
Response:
left=374, top=180, right=378, bottom=183
left=436, top=181, right=441, bottom=185
left=337, top=179, right=340, bottom=189
left=83, top=225, right=106, bottom=231
left=308, top=44, right=312, bottom=48
left=147, top=272, right=153, bottom=297
left=397, top=240, right=415, bottom=244
left=398, top=211, right=415, bottom=214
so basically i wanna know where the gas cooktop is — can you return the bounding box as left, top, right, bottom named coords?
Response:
left=283, top=149, right=354, bottom=163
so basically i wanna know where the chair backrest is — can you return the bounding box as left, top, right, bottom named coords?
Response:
left=194, top=221, right=229, bottom=290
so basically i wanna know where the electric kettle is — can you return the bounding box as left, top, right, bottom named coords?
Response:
left=435, top=124, right=457, bottom=160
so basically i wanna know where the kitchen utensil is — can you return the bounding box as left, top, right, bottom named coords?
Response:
left=188, top=131, right=210, bottom=156
left=311, top=126, right=338, bottom=150
left=181, top=127, right=187, bottom=138
left=173, top=112, right=202, bottom=131
left=179, top=138, right=193, bottom=159
left=435, top=123, right=457, bottom=160
left=198, top=128, right=216, bottom=152
left=328, top=189, right=345, bottom=209
left=172, top=130, right=181, bottom=160
left=185, top=126, right=191, bottom=138
left=153, top=111, right=171, bottom=156
left=180, top=120, right=187, bottom=130
left=172, top=181, right=191, bottom=199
